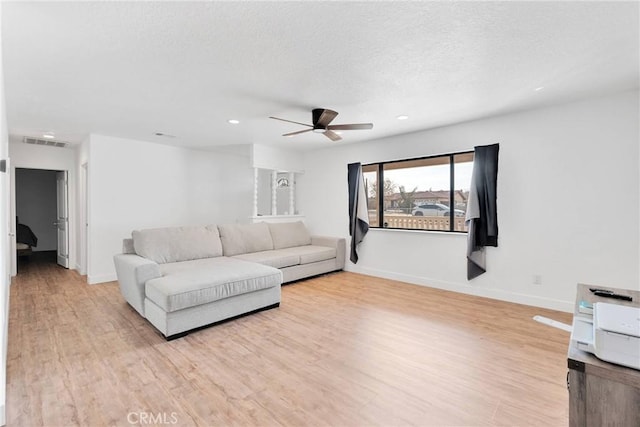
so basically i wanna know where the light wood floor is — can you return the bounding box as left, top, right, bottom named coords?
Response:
left=7, top=259, right=573, bottom=426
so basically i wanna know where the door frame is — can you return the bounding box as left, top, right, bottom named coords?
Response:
left=10, top=166, right=75, bottom=276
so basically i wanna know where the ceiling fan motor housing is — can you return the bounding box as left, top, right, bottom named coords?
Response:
left=312, top=107, right=339, bottom=131
left=312, top=108, right=327, bottom=127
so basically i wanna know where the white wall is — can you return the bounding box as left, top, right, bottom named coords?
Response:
left=8, top=142, right=77, bottom=276
left=75, top=137, right=90, bottom=274
left=15, top=169, right=58, bottom=251
left=252, top=144, right=304, bottom=172
left=87, top=134, right=253, bottom=283
left=300, top=90, right=640, bottom=312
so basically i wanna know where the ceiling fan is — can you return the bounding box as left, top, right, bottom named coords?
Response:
left=269, top=108, right=373, bottom=141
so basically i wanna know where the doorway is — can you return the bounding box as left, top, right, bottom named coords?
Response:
left=15, top=168, right=69, bottom=271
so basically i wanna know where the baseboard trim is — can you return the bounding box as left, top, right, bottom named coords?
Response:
left=87, top=273, right=117, bottom=285
left=74, top=263, right=87, bottom=275
left=346, top=265, right=573, bottom=313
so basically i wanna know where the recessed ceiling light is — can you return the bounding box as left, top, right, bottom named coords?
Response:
left=535, top=86, right=544, bottom=91
left=228, top=119, right=240, bottom=124
left=334, top=131, right=343, bottom=135
left=396, top=115, right=409, bottom=120
left=43, top=133, right=55, bottom=139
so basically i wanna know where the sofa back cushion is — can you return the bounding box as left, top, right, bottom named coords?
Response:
left=218, top=222, right=274, bottom=256
left=132, top=225, right=223, bottom=264
left=268, top=221, right=312, bottom=249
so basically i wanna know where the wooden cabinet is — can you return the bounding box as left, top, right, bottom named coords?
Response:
left=567, top=284, right=640, bottom=427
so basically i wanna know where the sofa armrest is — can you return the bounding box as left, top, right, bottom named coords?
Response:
left=311, top=235, right=346, bottom=270
left=113, top=253, right=161, bottom=317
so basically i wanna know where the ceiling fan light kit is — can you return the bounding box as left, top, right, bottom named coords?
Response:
left=269, top=108, right=373, bottom=142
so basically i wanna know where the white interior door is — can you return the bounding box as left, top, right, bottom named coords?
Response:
left=55, top=171, right=69, bottom=268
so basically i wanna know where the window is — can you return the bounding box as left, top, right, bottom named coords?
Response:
left=363, top=151, right=474, bottom=232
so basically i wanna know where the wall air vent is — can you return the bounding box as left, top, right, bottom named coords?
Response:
left=23, top=136, right=68, bottom=148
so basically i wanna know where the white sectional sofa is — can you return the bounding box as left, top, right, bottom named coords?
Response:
left=113, top=221, right=345, bottom=339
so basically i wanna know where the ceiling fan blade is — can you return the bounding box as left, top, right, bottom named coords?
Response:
left=283, top=129, right=313, bottom=137
left=313, top=109, right=339, bottom=127
left=323, top=130, right=342, bottom=142
left=327, top=123, right=374, bottom=131
left=269, top=116, right=313, bottom=127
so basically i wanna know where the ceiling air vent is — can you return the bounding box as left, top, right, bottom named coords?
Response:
left=23, top=136, right=68, bottom=148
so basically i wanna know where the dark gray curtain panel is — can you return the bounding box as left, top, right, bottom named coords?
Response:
left=347, top=162, right=369, bottom=264
left=466, top=143, right=499, bottom=280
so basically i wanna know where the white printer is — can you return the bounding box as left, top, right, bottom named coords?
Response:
left=571, top=302, right=640, bottom=370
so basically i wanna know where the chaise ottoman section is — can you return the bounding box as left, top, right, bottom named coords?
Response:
left=146, top=257, right=281, bottom=312
left=145, top=286, right=281, bottom=339
left=144, top=257, right=282, bottom=338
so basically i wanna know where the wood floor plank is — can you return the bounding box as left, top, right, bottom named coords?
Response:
left=7, top=259, right=572, bottom=426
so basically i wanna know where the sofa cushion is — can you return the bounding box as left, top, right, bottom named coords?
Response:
left=147, top=257, right=282, bottom=313
left=283, top=245, right=337, bottom=264
left=132, top=225, right=222, bottom=264
left=157, top=257, right=229, bottom=276
left=268, top=221, right=312, bottom=249
left=232, top=249, right=300, bottom=269
left=218, top=223, right=274, bottom=256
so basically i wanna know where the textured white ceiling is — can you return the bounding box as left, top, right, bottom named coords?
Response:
left=2, top=1, right=638, bottom=151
